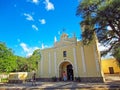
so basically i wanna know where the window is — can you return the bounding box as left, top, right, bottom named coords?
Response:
left=109, top=67, right=114, bottom=74
left=63, top=51, right=67, bottom=57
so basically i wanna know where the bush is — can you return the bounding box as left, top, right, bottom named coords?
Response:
left=52, top=76, right=57, bottom=82
left=1, top=78, right=8, bottom=83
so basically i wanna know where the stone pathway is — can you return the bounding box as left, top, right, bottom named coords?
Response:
left=0, top=81, right=120, bottom=90
left=0, top=74, right=120, bottom=90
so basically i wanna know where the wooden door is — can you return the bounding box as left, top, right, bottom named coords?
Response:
left=109, top=67, right=114, bottom=74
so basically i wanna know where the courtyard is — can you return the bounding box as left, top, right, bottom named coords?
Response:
left=0, top=74, right=120, bottom=90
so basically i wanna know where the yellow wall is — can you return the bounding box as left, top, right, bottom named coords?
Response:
left=38, top=33, right=103, bottom=79
left=8, top=72, right=32, bottom=81
left=101, top=58, right=120, bottom=74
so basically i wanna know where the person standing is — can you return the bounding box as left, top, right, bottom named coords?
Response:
left=32, top=73, right=36, bottom=86
left=62, top=71, right=67, bottom=81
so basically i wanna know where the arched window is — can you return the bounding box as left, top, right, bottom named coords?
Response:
left=63, top=51, right=67, bottom=57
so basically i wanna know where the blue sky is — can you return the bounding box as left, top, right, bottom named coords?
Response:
left=0, top=0, right=83, bottom=57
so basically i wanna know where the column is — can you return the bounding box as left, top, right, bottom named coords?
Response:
left=81, top=46, right=86, bottom=73
left=73, top=47, right=78, bottom=77
left=40, top=53, right=43, bottom=76
left=48, top=52, right=51, bottom=75
left=54, top=51, right=57, bottom=76
left=94, top=46, right=100, bottom=72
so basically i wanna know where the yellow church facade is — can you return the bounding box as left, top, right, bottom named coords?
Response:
left=38, top=33, right=104, bottom=82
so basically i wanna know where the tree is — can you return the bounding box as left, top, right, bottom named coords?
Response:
left=76, top=0, right=120, bottom=64
left=0, top=42, right=17, bottom=73
left=27, top=49, right=41, bottom=71
left=112, top=47, right=120, bottom=65
left=0, top=42, right=41, bottom=73
left=16, top=56, right=28, bottom=72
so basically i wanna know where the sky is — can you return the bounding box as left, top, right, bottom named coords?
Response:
left=0, top=0, right=83, bottom=57
left=0, top=0, right=112, bottom=59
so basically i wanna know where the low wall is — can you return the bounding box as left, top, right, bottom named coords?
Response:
left=0, top=74, right=9, bottom=82
left=8, top=72, right=33, bottom=83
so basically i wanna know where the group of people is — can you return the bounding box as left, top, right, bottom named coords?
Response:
left=62, top=71, right=73, bottom=81
left=31, top=71, right=71, bottom=84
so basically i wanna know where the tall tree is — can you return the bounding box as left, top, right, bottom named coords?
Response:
left=27, top=49, right=41, bottom=71
left=16, top=56, right=28, bottom=72
left=76, top=0, right=120, bottom=64
left=112, top=47, right=120, bottom=65
left=0, top=42, right=17, bottom=73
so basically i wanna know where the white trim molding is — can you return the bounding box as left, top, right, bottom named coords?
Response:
left=81, top=46, right=86, bottom=73
left=40, top=53, right=43, bottom=76
left=73, top=47, right=78, bottom=77
left=48, top=52, right=51, bottom=75
left=94, top=46, right=100, bottom=72
left=54, top=51, right=57, bottom=76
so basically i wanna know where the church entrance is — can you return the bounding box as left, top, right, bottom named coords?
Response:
left=59, top=61, right=74, bottom=81
left=67, top=64, right=74, bottom=81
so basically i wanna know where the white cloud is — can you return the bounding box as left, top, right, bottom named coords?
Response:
left=54, top=36, right=57, bottom=42
left=98, top=43, right=110, bottom=51
left=44, top=0, right=55, bottom=11
left=77, top=38, right=80, bottom=41
left=41, top=43, right=51, bottom=49
left=20, top=42, right=39, bottom=57
left=27, top=0, right=39, bottom=5
left=41, top=43, right=44, bottom=49
left=39, top=19, right=46, bottom=24
left=107, top=26, right=112, bottom=31
left=24, top=13, right=34, bottom=21
left=101, top=53, right=113, bottom=59
left=20, top=43, right=29, bottom=52
left=98, top=43, right=105, bottom=51
left=32, top=0, right=39, bottom=4
left=98, top=43, right=113, bottom=59
left=32, top=25, right=38, bottom=31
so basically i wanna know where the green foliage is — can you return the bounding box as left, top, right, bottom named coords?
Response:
left=16, top=56, right=28, bottom=72
left=15, top=49, right=41, bottom=72
left=0, top=42, right=41, bottom=73
left=1, top=78, right=8, bottom=83
left=32, top=49, right=41, bottom=60
left=26, top=49, right=41, bottom=71
left=76, top=0, right=120, bottom=64
left=112, top=47, right=120, bottom=65
left=0, top=42, right=17, bottom=73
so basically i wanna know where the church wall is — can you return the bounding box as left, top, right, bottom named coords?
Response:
left=55, top=45, right=75, bottom=77
left=42, top=50, right=49, bottom=78
left=37, top=33, right=104, bottom=82
left=84, top=45, right=98, bottom=77
left=50, top=50, right=56, bottom=77
left=75, top=43, right=86, bottom=77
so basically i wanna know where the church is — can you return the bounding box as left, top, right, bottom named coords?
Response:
left=38, top=28, right=104, bottom=82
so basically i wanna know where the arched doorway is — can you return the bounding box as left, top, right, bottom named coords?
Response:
left=59, top=61, right=74, bottom=81
left=67, top=64, right=74, bottom=81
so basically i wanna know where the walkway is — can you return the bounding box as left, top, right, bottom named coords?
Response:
left=0, top=74, right=120, bottom=90
left=0, top=81, right=120, bottom=90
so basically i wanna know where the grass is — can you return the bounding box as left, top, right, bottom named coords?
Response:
left=1, top=78, right=8, bottom=83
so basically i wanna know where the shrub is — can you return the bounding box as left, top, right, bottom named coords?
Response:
left=52, top=76, right=57, bottom=82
